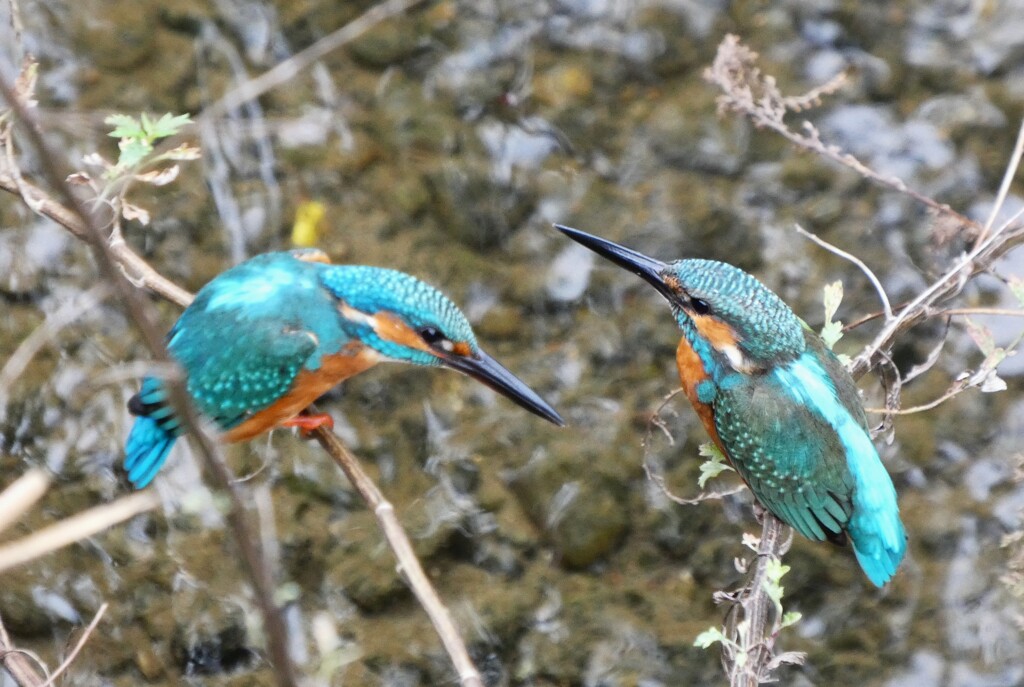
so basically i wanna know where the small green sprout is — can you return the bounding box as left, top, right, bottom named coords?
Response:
left=697, top=441, right=734, bottom=488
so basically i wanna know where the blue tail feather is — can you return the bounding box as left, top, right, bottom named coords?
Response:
left=849, top=502, right=907, bottom=587
left=124, top=415, right=176, bottom=489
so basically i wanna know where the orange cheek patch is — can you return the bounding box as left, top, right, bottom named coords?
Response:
left=691, top=314, right=740, bottom=351
left=371, top=312, right=433, bottom=352
left=452, top=341, right=472, bottom=357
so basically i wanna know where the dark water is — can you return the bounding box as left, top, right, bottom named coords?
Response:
left=2, top=0, right=1024, bottom=685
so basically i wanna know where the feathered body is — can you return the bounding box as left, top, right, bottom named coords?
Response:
left=125, top=249, right=562, bottom=488
left=557, top=226, right=907, bottom=586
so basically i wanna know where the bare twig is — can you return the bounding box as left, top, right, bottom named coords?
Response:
left=0, top=285, right=110, bottom=421
left=976, top=118, right=1024, bottom=246
left=641, top=390, right=747, bottom=505
left=849, top=214, right=1024, bottom=379
left=0, top=492, right=160, bottom=574
left=0, top=609, right=48, bottom=687
left=0, top=171, right=193, bottom=306
left=37, top=603, right=107, bottom=687
left=0, top=469, right=50, bottom=536
left=795, top=223, right=893, bottom=321
left=199, top=0, right=424, bottom=122
left=310, top=421, right=484, bottom=687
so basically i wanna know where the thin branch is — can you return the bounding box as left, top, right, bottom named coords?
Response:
left=795, top=223, right=893, bottom=321
left=864, top=379, right=970, bottom=416
left=977, top=118, right=1024, bottom=246
left=849, top=216, right=1024, bottom=379
left=939, top=307, right=1024, bottom=317
left=310, top=421, right=484, bottom=687
left=0, top=285, right=110, bottom=422
left=0, top=171, right=193, bottom=306
left=199, top=0, right=424, bottom=122
left=0, top=609, right=48, bottom=687
left=0, top=492, right=160, bottom=574
left=737, top=515, right=790, bottom=687
left=0, top=469, right=50, bottom=536
left=37, top=603, right=107, bottom=687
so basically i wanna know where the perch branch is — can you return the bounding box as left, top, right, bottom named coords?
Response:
left=311, top=422, right=484, bottom=687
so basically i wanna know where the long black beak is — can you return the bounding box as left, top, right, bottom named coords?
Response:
left=443, top=349, right=565, bottom=427
left=553, top=225, right=675, bottom=301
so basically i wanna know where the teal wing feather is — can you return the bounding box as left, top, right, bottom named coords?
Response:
left=713, top=332, right=906, bottom=586
left=124, top=317, right=318, bottom=489
left=170, top=316, right=319, bottom=428
left=713, top=372, right=856, bottom=543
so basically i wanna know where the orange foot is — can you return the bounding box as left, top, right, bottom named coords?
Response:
left=283, top=413, right=334, bottom=437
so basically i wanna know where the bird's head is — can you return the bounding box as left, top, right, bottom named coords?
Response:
left=555, top=225, right=806, bottom=372
left=318, top=265, right=563, bottom=426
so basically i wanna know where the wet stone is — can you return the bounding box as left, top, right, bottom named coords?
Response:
left=347, top=18, right=427, bottom=69
left=506, top=450, right=630, bottom=569
left=423, top=162, right=537, bottom=250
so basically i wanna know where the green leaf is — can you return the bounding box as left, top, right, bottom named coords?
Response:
left=147, top=112, right=193, bottom=140
left=762, top=557, right=790, bottom=611
left=781, top=611, right=802, bottom=629
left=115, top=138, right=152, bottom=170
left=697, top=441, right=734, bottom=488
left=820, top=280, right=844, bottom=350
left=105, top=113, right=142, bottom=139
left=694, top=626, right=726, bottom=649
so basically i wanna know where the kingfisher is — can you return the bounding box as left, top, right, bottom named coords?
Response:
left=124, top=248, right=563, bottom=488
left=555, top=225, right=906, bottom=586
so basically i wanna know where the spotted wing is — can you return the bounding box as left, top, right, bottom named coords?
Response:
left=712, top=370, right=856, bottom=542
left=169, top=316, right=319, bottom=429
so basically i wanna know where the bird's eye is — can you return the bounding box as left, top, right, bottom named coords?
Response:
left=418, top=326, right=444, bottom=344
left=418, top=326, right=456, bottom=352
left=690, top=298, right=711, bottom=315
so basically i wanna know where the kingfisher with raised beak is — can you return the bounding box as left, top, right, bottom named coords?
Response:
left=125, top=248, right=563, bottom=488
left=555, top=225, right=906, bottom=586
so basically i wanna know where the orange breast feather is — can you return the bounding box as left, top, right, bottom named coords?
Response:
left=222, top=344, right=379, bottom=442
left=675, top=337, right=724, bottom=450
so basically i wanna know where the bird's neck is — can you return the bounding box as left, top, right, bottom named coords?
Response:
left=679, top=317, right=734, bottom=382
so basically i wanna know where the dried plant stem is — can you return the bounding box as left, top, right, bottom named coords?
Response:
left=0, top=612, right=47, bottom=687
left=794, top=224, right=893, bottom=320
left=977, top=118, right=1024, bottom=245
left=200, top=0, right=423, bottom=121
left=0, top=469, right=49, bottom=535
left=37, top=603, right=107, bottom=687
left=311, top=423, right=483, bottom=687
left=705, top=36, right=973, bottom=227
left=0, top=492, right=160, bottom=574
left=730, top=515, right=790, bottom=687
